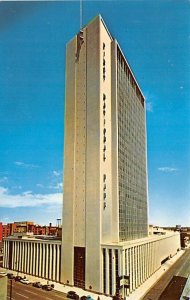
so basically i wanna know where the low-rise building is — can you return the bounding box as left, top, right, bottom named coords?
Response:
left=0, top=221, right=62, bottom=239
left=3, top=234, right=61, bottom=282
left=3, top=231, right=180, bottom=297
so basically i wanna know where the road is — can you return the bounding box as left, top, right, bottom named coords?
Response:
left=142, top=248, right=190, bottom=300
left=7, top=280, right=68, bottom=300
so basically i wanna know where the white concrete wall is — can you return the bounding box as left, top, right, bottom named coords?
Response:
left=3, top=239, right=61, bottom=282
left=102, top=232, right=180, bottom=296
left=85, top=16, right=102, bottom=292
left=62, top=15, right=116, bottom=292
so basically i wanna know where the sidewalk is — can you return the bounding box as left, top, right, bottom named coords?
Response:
left=0, top=249, right=185, bottom=300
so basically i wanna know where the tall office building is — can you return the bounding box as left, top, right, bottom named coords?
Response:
left=2, top=14, right=180, bottom=298
left=61, top=15, right=180, bottom=296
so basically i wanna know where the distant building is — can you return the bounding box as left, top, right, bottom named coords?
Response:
left=0, top=223, right=2, bottom=242
left=0, top=221, right=62, bottom=239
left=2, top=223, right=16, bottom=239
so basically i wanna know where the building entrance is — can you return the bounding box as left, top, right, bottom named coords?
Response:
left=74, top=247, right=85, bottom=288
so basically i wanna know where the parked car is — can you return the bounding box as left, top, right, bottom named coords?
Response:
left=42, top=284, right=53, bottom=291
left=20, top=278, right=30, bottom=285
left=81, top=295, right=94, bottom=300
left=15, top=276, right=23, bottom=282
left=67, top=291, right=79, bottom=300
left=33, top=281, right=42, bottom=288
left=86, top=296, right=94, bottom=300
left=7, top=273, right=14, bottom=279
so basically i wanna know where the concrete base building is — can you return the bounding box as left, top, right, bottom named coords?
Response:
left=3, top=235, right=61, bottom=282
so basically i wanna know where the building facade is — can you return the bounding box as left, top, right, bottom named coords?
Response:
left=61, top=15, right=181, bottom=296
left=3, top=236, right=61, bottom=282
left=2, top=15, right=181, bottom=298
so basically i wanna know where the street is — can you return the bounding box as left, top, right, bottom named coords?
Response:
left=7, top=280, right=68, bottom=300
left=142, top=248, right=190, bottom=300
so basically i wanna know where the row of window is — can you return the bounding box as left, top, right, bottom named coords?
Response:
left=103, top=43, right=106, bottom=81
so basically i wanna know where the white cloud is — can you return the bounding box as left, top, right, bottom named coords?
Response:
left=48, top=182, right=63, bottom=190
left=158, top=167, right=178, bottom=173
left=0, top=186, right=62, bottom=208
left=146, top=102, right=153, bottom=112
left=0, top=176, right=8, bottom=183
left=52, top=170, right=62, bottom=177
left=14, top=161, right=39, bottom=169
left=36, top=183, right=44, bottom=188
left=12, top=185, right=22, bottom=190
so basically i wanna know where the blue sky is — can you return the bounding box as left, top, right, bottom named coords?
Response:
left=0, top=0, right=189, bottom=227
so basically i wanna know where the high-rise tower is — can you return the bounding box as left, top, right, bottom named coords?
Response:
left=62, top=14, right=148, bottom=293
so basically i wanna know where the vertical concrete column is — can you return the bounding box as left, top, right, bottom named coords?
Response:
left=137, top=246, right=141, bottom=286
left=7, top=240, right=9, bottom=268
left=56, top=244, right=60, bottom=282
left=122, top=249, right=126, bottom=298
left=27, top=242, right=30, bottom=274
left=139, top=245, right=141, bottom=284
left=132, top=247, right=135, bottom=290
left=111, top=249, right=116, bottom=296
left=13, top=241, right=16, bottom=271
left=52, top=244, right=56, bottom=281
left=39, top=243, right=42, bottom=277
left=105, top=248, right=110, bottom=295
left=26, top=242, right=29, bottom=274
left=42, top=243, right=45, bottom=278
left=11, top=241, right=15, bottom=270
left=23, top=242, right=26, bottom=274
left=134, top=247, right=137, bottom=289
left=33, top=242, right=36, bottom=275
left=143, top=245, right=146, bottom=282
left=14, top=241, right=17, bottom=271
left=129, top=248, right=132, bottom=294
left=152, top=242, right=155, bottom=273
left=35, top=243, right=39, bottom=276
left=29, top=242, right=33, bottom=275
left=18, top=242, right=22, bottom=272
left=59, top=245, right=61, bottom=282
left=118, top=248, right=122, bottom=277
left=151, top=243, right=154, bottom=275
left=145, top=243, right=148, bottom=279
left=21, top=242, right=24, bottom=273
left=125, top=249, right=129, bottom=296
left=147, top=243, right=150, bottom=277
left=45, top=243, right=49, bottom=279
left=155, top=241, right=158, bottom=270
left=3, top=240, right=6, bottom=268
left=49, top=244, right=52, bottom=280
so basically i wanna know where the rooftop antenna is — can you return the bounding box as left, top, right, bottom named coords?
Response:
left=80, top=0, right=82, bottom=29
